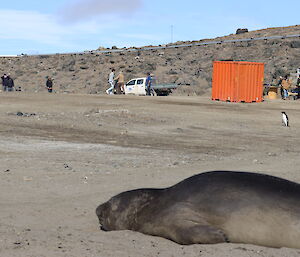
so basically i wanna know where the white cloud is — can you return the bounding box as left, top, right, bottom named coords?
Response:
left=59, top=0, right=143, bottom=23
left=0, top=6, right=165, bottom=54
left=0, top=9, right=102, bottom=47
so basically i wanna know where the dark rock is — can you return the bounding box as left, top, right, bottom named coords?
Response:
left=290, top=41, right=300, bottom=48
left=89, top=89, right=100, bottom=94
left=168, top=69, right=178, bottom=75
left=15, top=112, right=36, bottom=117
left=272, top=68, right=288, bottom=79
left=236, top=28, right=248, bottom=34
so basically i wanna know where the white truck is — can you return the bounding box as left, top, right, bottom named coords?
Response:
left=124, top=77, right=148, bottom=95
left=124, top=77, right=178, bottom=96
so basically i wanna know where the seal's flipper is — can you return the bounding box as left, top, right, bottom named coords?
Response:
left=140, top=203, right=229, bottom=245
left=142, top=216, right=229, bottom=245
left=170, top=223, right=229, bottom=245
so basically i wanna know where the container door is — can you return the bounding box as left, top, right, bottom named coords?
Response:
left=236, top=63, right=264, bottom=102
left=212, top=61, right=236, bottom=102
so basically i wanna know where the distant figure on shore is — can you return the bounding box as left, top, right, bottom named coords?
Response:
left=1, top=74, right=9, bottom=92
left=277, top=76, right=284, bottom=99
left=46, top=77, right=53, bottom=93
left=7, top=75, right=14, bottom=92
left=281, top=75, right=291, bottom=100
left=106, top=68, right=115, bottom=95
left=145, top=72, right=153, bottom=96
left=115, top=71, right=124, bottom=94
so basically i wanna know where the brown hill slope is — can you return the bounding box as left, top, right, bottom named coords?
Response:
left=0, top=25, right=299, bottom=95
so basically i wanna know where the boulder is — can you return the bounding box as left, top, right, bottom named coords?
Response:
left=236, top=28, right=249, bottom=34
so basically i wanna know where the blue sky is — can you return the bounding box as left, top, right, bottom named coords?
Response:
left=0, top=0, right=299, bottom=55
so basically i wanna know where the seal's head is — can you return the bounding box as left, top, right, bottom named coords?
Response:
left=96, top=191, right=140, bottom=231
left=96, top=189, right=160, bottom=231
left=96, top=201, right=115, bottom=231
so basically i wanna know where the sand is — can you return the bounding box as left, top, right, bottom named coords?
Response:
left=1, top=92, right=300, bottom=257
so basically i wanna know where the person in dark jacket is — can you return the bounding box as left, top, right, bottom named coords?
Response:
left=1, top=74, right=9, bottom=91
left=145, top=72, right=153, bottom=96
left=295, top=76, right=300, bottom=99
left=46, top=77, right=53, bottom=93
left=7, top=75, right=14, bottom=91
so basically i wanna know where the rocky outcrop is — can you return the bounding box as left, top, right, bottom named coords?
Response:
left=236, top=28, right=249, bottom=34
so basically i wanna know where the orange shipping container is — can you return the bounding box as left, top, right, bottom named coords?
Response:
left=212, top=61, right=264, bottom=103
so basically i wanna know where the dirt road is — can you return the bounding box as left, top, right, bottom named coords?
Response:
left=1, top=92, right=300, bottom=257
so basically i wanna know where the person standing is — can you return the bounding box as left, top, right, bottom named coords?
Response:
left=46, top=77, right=53, bottom=93
left=277, top=76, right=284, bottom=99
left=282, top=76, right=291, bottom=100
left=1, top=74, right=9, bottom=92
left=297, top=76, right=300, bottom=87
left=106, top=68, right=115, bottom=95
left=7, top=75, right=14, bottom=92
left=296, top=76, right=300, bottom=99
left=145, top=72, right=153, bottom=96
left=115, top=71, right=125, bottom=94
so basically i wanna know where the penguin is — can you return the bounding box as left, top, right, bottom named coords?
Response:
left=281, top=112, right=289, bottom=127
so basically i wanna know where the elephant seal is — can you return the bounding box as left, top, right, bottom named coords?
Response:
left=96, top=171, right=300, bottom=248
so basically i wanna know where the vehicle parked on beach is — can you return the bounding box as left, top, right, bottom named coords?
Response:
left=124, top=77, right=178, bottom=96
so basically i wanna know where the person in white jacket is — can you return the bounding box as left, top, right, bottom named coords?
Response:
left=106, top=68, right=115, bottom=95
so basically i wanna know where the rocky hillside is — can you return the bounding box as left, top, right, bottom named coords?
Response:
left=0, top=25, right=299, bottom=95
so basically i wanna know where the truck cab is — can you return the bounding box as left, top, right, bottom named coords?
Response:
left=124, top=77, right=147, bottom=95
